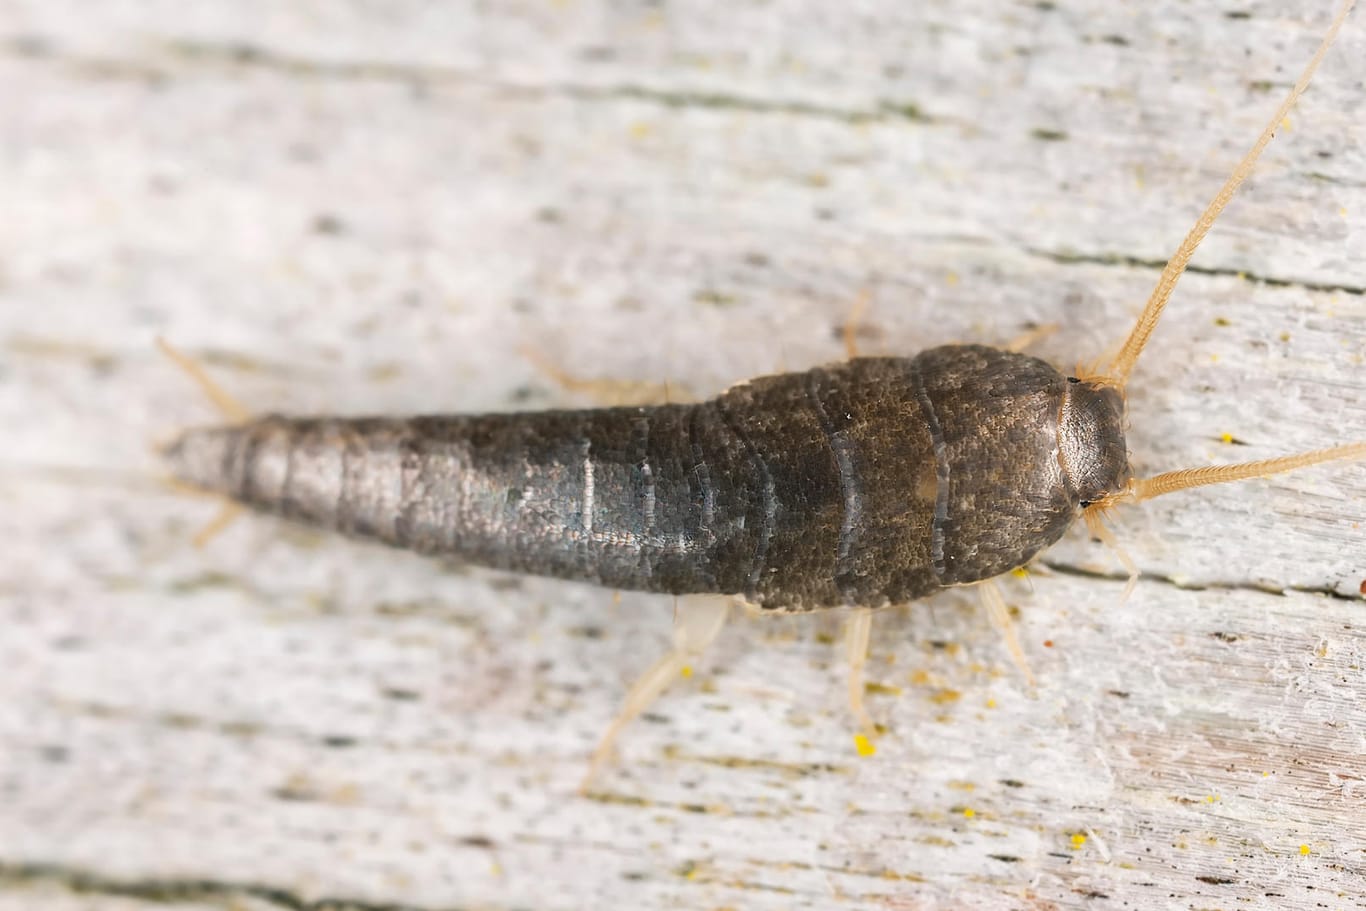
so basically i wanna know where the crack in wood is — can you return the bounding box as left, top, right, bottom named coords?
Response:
left=0, top=860, right=476, bottom=911
left=1026, top=247, right=1366, bottom=297
left=3, top=36, right=941, bottom=127
left=1040, top=559, right=1362, bottom=602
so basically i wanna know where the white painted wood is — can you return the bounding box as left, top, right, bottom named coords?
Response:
left=2, top=1, right=1364, bottom=908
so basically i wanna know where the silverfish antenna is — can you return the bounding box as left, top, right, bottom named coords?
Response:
left=1100, top=0, right=1356, bottom=389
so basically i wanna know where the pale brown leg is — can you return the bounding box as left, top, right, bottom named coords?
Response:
left=978, top=579, right=1037, bottom=688
left=521, top=345, right=694, bottom=407
left=843, top=607, right=877, bottom=735
left=191, top=501, right=245, bottom=549
left=1083, top=508, right=1139, bottom=602
left=157, top=338, right=252, bottom=544
left=1003, top=323, right=1059, bottom=354
left=156, top=337, right=250, bottom=423
left=843, top=290, right=873, bottom=360
left=581, top=595, right=730, bottom=792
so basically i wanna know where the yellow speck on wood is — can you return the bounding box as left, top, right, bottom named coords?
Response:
left=909, top=669, right=931, bottom=685
left=1299, top=844, right=1311, bottom=855
left=854, top=733, right=876, bottom=757
left=962, top=807, right=976, bottom=818
left=1070, top=833, right=1087, bottom=850
left=1205, top=794, right=1219, bottom=803
left=945, top=271, right=960, bottom=286
left=865, top=681, right=903, bottom=696
left=985, top=698, right=997, bottom=709
left=930, top=689, right=961, bottom=705
left=629, top=122, right=653, bottom=139
left=680, top=665, right=693, bottom=679
left=1220, top=433, right=1234, bottom=444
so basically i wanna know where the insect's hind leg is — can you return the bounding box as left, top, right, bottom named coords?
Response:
left=156, top=337, right=250, bottom=423
left=581, top=595, right=730, bottom=792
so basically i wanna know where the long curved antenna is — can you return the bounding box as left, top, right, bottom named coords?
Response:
left=1102, top=0, right=1356, bottom=388
left=1111, top=443, right=1366, bottom=504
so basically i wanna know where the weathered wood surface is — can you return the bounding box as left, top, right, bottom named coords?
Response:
left=2, top=1, right=1364, bottom=908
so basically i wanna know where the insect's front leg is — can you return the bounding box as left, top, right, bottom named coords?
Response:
left=977, top=579, right=1037, bottom=688
left=581, top=594, right=730, bottom=792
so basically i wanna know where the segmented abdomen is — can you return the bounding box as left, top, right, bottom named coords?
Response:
left=167, top=350, right=1071, bottom=610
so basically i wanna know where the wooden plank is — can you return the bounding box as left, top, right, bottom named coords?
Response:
left=1, top=1, right=1363, bottom=908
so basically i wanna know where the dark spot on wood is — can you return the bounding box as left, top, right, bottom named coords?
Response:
left=1100, top=34, right=1129, bottom=46
left=1224, top=10, right=1252, bottom=19
left=459, top=835, right=497, bottom=849
left=271, top=785, right=315, bottom=802
left=40, top=745, right=70, bottom=764
left=988, top=854, right=1021, bottom=863
left=569, top=625, right=604, bottom=639
left=693, top=289, right=738, bottom=307
left=6, top=35, right=53, bottom=57
left=381, top=687, right=420, bottom=702
left=1210, top=631, right=1239, bottom=643
left=1031, top=128, right=1068, bottom=142
left=535, top=206, right=562, bottom=224
left=161, top=712, right=198, bottom=729
left=1197, top=875, right=1238, bottom=885
left=321, top=735, right=357, bottom=749
left=311, top=213, right=345, bottom=235
left=1108, top=689, right=1130, bottom=699
left=743, top=251, right=771, bottom=268
left=880, top=101, right=929, bottom=122
left=999, top=779, right=1025, bottom=788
